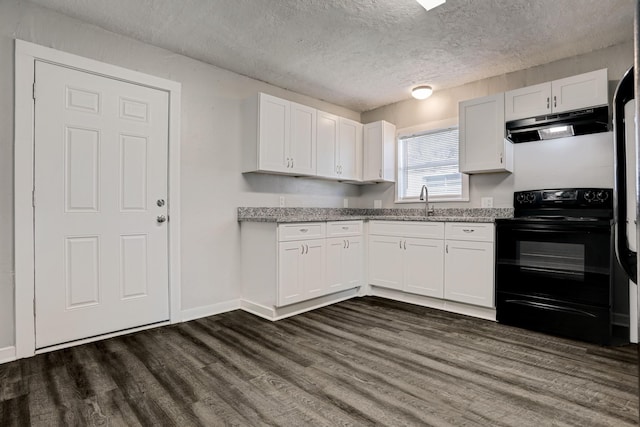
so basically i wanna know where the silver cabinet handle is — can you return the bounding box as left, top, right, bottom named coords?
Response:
left=462, top=229, right=475, bottom=233
left=301, top=244, right=304, bottom=254
left=404, top=240, right=407, bottom=250
left=399, top=240, right=402, bottom=249
left=305, top=244, right=309, bottom=254
left=379, top=169, right=382, bottom=178
left=291, top=158, right=294, bottom=168
left=546, top=97, right=550, bottom=109
left=446, top=244, right=448, bottom=254
left=553, top=95, right=557, bottom=108
left=342, top=226, right=349, bottom=230
left=344, top=239, right=347, bottom=249
left=157, top=199, right=165, bottom=207
left=347, top=240, right=350, bottom=249
left=157, top=215, right=167, bottom=223
left=299, top=228, right=308, bottom=233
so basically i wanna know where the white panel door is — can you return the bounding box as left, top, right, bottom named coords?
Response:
left=504, top=82, right=551, bottom=121
left=302, top=240, right=326, bottom=299
left=369, top=235, right=403, bottom=290
left=326, top=237, right=345, bottom=291
left=342, top=236, right=363, bottom=290
left=363, top=122, right=383, bottom=181
left=551, top=69, right=608, bottom=113
left=316, top=111, right=340, bottom=178
left=404, top=238, right=444, bottom=298
left=258, top=93, right=290, bottom=173
left=34, top=61, right=170, bottom=348
left=289, top=102, right=316, bottom=175
left=444, top=240, right=495, bottom=308
left=278, top=241, right=303, bottom=307
left=338, top=118, right=362, bottom=181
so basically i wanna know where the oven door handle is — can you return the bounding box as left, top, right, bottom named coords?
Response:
left=505, top=299, right=598, bottom=318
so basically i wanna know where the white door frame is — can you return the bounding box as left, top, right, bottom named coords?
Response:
left=14, top=40, right=182, bottom=359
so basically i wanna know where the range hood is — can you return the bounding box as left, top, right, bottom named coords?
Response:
left=505, top=106, right=609, bottom=143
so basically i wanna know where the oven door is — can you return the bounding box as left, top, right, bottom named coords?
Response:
left=496, top=220, right=613, bottom=307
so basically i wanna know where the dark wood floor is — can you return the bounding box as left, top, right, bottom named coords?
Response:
left=0, top=297, right=637, bottom=426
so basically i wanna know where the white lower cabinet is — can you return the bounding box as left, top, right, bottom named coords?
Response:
left=369, top=221, right=445, bottom=298
left=278, top=238, right=326, bottom=307
left=241, top=221, right=363, bottom=316
left=326, top=235, right=363, bottom=293
left=444, top=223, right=495, bottom=308
left=368, top=221, right=495, bottom=308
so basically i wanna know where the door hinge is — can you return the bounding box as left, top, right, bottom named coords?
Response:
left=32, top=82, right=36, bottom=101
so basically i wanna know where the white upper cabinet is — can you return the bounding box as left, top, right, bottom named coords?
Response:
left=316, top=110, right=340, bottom=178
left=289, top=102, right=317, bottom=175
left=505, top=69, right=608, bottom=121
left=459, top=93, right=513, bottom=174
left=338, top=117, right=363, bottom=181
left=363, top=120, right=396, bottom=183
left=244, top=93, right=316, bottom=176
left=317, top=112, right=363, bottom=181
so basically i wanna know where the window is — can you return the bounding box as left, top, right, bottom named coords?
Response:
left=396, top=125, right=469, bottom=202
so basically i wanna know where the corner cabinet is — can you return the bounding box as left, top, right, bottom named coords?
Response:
left=240, top=221, right=363, bottom=319
left=443, top=223, right=495, bottom=308
left=459, top=93, right=513, bottom=174
left=505, top=69, right=608, bottom=121
left=368, top=221, right=445, bottom=298
left=244, top=93, right=316, bottom=176
left=363, top=120, right=396, bottom=183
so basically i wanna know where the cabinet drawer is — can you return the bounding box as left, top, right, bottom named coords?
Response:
left=445, top=222, right=494, bottom=242
left=327, top=220, right=363, bottom=237
left=278, top=223, right=326, bottom=241
left=369, top=221, right=444, bottom=239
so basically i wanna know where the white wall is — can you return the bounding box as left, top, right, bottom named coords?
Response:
left=0, top=0, right=362, bottom=348
left=359, top=42, right=633, bottom=209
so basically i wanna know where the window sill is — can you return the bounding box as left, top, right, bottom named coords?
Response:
left=394, top=196, right=470, bottom=204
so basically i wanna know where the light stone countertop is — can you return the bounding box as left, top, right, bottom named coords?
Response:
left=237, top=207, right=513, bottom=223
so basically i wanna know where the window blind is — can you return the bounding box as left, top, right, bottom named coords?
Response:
left=398, top=127, right=462, bottom=200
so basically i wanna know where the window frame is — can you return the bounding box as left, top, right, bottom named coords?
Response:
left=395, top=119, right=469, bottom=204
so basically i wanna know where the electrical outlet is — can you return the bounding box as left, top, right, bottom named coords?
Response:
left=374, top=200, right=382, bottom=209
left=343, top=198, right=349, bottom=208
left=481, top=197, right=494, bottom=208
left=279, top=196, right=285, bottom=207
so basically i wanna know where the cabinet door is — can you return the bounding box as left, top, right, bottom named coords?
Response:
left=404, top=238, right=444, bottom=298
left=278, top=241, right=303, bottom=306
left=504, top=82, right=551, bottom=121
left=338, top=118, right=362, bottom=181
left=302, top=239, right=326, bottom=299
left=326, top=237, right=345, bottom=292
left=258, top=93, right=290, bottom=173
left=363, top=122, right=383, bottom=181
left=551, top=69, right=608, bottom=114
left=369, top=235, right=403, bottom=290
left=444, top=240, right=494, bottom=308
left=317, top=111, right=339, bottom=178
left=342, top=236, right=363, bottom=290
left=459, top=93, right=511, bottom=174
left=290, top=102, right=316, bottom=175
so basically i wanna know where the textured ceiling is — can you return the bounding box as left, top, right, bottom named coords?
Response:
left=28, top=0, right=635, bottom=112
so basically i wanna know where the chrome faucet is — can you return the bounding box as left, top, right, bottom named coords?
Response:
left=419, top=184, right=435, bottom=216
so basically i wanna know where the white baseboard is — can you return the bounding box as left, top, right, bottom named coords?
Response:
left=0, top=346, right=16, bottom=364
left=370, top=286, right=497, bottom=321
left=241, top=288, right=360, bottom=321
left=181, top=299, right=241, bottom=322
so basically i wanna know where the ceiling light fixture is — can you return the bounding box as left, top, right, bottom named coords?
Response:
left=412, top=85, right=433, bottom=100
left=417, top=0, right=446, bottom=11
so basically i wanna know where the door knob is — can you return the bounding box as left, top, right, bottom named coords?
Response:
left=157, top=215, right=167, bottom=223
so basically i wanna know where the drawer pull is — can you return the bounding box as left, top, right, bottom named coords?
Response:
left=342, top=226, right=349, bottom=230
left=462, top=229, right=475, bottom=233
left=299, top=228, right=309, bottom=233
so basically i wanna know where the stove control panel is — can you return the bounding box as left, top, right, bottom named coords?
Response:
left=514, top=188, right=613, bottom=208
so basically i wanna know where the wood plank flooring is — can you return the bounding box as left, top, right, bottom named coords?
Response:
left=1, top=296, right=637, bottom=426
